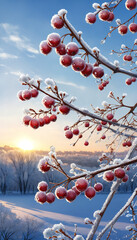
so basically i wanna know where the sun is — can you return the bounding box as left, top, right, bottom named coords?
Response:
left=18, top=139, right=34, bottom=151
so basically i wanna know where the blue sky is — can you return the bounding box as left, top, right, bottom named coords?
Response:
left=0, top=0, right=136, bottom=151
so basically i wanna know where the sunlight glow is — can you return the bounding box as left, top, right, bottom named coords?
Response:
left=18, top=139, right=34, bottom=151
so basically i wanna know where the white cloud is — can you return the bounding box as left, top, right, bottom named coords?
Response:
left=0, top=23, right=39, bottom=54
left=10, top=71, right=24, bottom=76
left=0, top=53, right=18, bottom=59
left=56, top=80, right=86, bottom=90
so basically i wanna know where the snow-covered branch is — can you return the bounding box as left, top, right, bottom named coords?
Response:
left=96, top=188, right=137, bottom=240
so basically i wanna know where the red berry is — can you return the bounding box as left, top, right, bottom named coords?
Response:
left=73, top=129, right=79, bottom=135
left=37, top=181, right=48, bottom=192
left=126, top=140, right=132, bottom=147
left=55, top=43, right=66, bottom=55
left=103, top=171, right=115, bottom=182
left=99, top=10, right=110, bottom=21
left=107, top=113, right=114, bottom=120
left=35, top=191, right=47, bottom=204
left=46, top=192, right=55, bottom=203
left=114, top=168, right=125, bottom=179
left=85, top=122, right=90, bottom=127
left=43, top=116, right=51, bottom=124
left=65, top=130, right=73, bottom=139
left=97, top=124, right=102, bottom=131
left=47, top=33, right=61, bottom=47
left=75, top=178, right=88, bottom=192
left=123, top=55, right=132, bottom=61
left=94, top=183, right=103, bottom=192
left=102, top=81, right=107, bottom=87
left=64, top=126, right=69, bottom=131
left=112, top=119, right=117, bottom=123
left=17, top=90, right=25, bottom=101
left=80, top=63, right=93, bottom=77
left=66, top=189, right=76, bottom=202
left=126, top=166, right=130, bottom=171
left=39, top=118, right=45, bottom=127
left=85, top=12, right=96, bottom=24
left=107, top=12, right=114, bottom=22
left=39, top=40, right=52, bottom=55
left=38, top=159, right=50, bottom=173
left=101, top=121, right=107, bottom=125
left=101, top=134, right=106, bottom=140
left=98, top=84, right=104, bottom=91
left=31, top=89, right=39, bottom=98
left=126, top=78, right=132, bottom=85
left=122, top=142, right=127, bottom=147
left=125, top=0, right=137, bottom=10
left=84, top=141, right=89, bottom=146
left=29, top=119, right=40, bottom=129
left=51, top=15, right=64, bottom=29
left=72, top=186, right=80, bottom=196
left=55, top=187, right=67, bottom=199
left=42, top=96, right=55, bottom=108
left=60, top=54, right=72, bottom=67
left=72, top=57, right=86, bottom=71
left=93, top=67, right=104, bottom=78
left=94, top=61, right=99, bottom=67
left=129, top=23, right=137, bottom=33
left=50, top=114, right=57, bottom=122
left=131, top=77, right=136, bottom=82
left=66, top=42, right=79, bottom=56
left=85, top=186, right=96, bottom=199
left=59, top=105, right=70, bottom=115
left=122, top=174, right=129, bottom=183
left=118, top=25, right=128, bottom=35
left=22, top=90, right=32, bottom=100
left=23, top=116, right=31, bottom=126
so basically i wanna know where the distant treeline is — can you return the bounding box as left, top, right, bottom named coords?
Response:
left=0, top=146, right=136, bottom=195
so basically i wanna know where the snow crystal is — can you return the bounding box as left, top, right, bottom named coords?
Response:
left=52, top=223, right=65, bottom=231
left=45, top=78, right=56, bottom=88
left=101, top=2, right=109, bottom=7
left=102, top=101, right=108, bottom=108
left=71, top=163, right=76, bottom=169
left=19, top=74, right=29, bottom=83
left=70, top=96, right=77, bottom=102
left=122, top=93, right=127, bottom=97
left=58, top=9, right=67, bottom=17
left=125, top=225, right=132, bottom=230
left=74, top=235, right=85, bottom=240
left=121, top=44, right=126, bottom=49
left=92, top=3, right=100, bottom=9
left=116, top=19, right=121, bottom=25
left=43, top=228, right=55, bottom=239
left=29, top=78, right=37, bottom=86
left=113, top=158, right=122, bottom=164
left=84, top=218, right=90, bottom=224
left=93, top=210, right=100, bottom=218
left=114, top=60, right=119, bottom=67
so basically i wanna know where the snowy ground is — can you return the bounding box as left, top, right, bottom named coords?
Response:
left=0, top=193, right=134, bottom=239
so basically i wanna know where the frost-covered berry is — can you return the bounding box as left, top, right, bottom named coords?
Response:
left=65, top=130, right=73, bottom=139
left=75, top=178, right=88, bottom=192
left=103, top=171, right=115, bottom=182
left=80, top=63, right=93, bottom=77
left=118, top=25, right=128, bottom=35
left=17, top=90, right=25, bottom=101
left=23, top=116, right=31, bottom=126
left=94, top=183, right=103, bottom=192
left=31, top=89, right=39, bottom=98
left=55, top=186, right=67, bottom=199
left=22, top=90, right=32, bottom=100
left=129, top=23, right=137, bottom=33
left=125, top=0, right=137, bottom=10
left=47, top=33, right=61, bottom=47
left=93, top=67, right=104, bottom=79
left=29, top=119, right=40, bottom=129
left=38, top=158, right=51, bottom=173
left=114, top=168, right=125, bottom=179
left=46, top=192, right=55, bottom=203
left=85, top=12, right=96, bottom=24
left=42, top=96, right=55, bottom=108
left=99, top=10, right=110, bottom=21
left=66, top=189, right=77, bottom=202
left=51, top=15, right=64, bottom=29
left=66, top=42, right=79, bottom=56
left=85, top=186, right=96, bottom=199
left=72, top=57, right=86, bottom=71
left=59, top=105, right=70, bottom=115
left=60, top=54, right=72, bottom=67
left=37, top=181, right=48, bottom=192
left=39, top=40, right=52, bottom=55
left=35, top=191, right=47, bottom=204
left=73, top=128, right=79, bottom=135
left=55, top=43, right=66, bottom=55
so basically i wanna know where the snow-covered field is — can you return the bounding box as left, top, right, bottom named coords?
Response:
left=0, top=193, right=134, bottom=239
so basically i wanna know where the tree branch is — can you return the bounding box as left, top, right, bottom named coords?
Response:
left=97, top=188, right=137, bottom=240
left=62, top=12, right=137, bottom=78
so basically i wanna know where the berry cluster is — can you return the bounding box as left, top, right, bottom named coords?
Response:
left=103, top=167, right=129, bottom=183
left=125, top=77, right=136, bottom=85
left=17, top=89, right=39, bottom=101
left=86, top=10, right=114, bottom=25
left=122, top=140, right=132, bottom=147
left=40, top=34, right=105, bottom=80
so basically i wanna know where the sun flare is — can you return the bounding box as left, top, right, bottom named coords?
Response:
left=18, top=139, right=34, bottom=151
